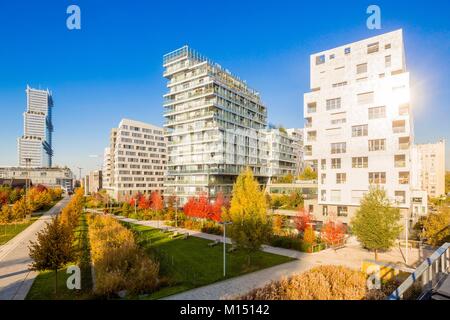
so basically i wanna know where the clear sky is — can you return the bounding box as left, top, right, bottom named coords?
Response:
left=0, top=0, right=449, bottom=177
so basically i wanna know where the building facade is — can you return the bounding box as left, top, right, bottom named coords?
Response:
left=413, top=140, right=446, bottom=198
left=303, top=29, right=426, bottom=225
left=0, top=166, right=73, bottom=190
left=17, top=86, right=54, bottom=167
left=163, top=46, right=269, bottom=204
left=105, top=119, right=167, bottom=201
left=88, top=170, right=102, bottom=194
left=102, top=147, right=112, bottom=189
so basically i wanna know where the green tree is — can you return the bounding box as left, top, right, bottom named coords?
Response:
left=298, top=167, right=317, bottom=181
left=351, top=188, right=402, bottom=260
left=420, top=206, right=450, bottom=246
left=223, top=168, right=272, bottom=253
left=29, top=217, right=75, bottom=295
left=121, top=202, right=131, bottom=217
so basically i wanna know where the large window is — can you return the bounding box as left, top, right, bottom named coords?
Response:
left=331, top=158, right=341, bottom=169
left=399, top=137, right=410, bottom=150
left=307, top=102, right=317, bottom=113
left=395, top=191, right=406, bottom=204
left=337, top=206, right=348, bottom=217
left=367, top=42, right=379, bottom=54
left=321, top=159, right=326, bottom=170
left=336, top=173, right=346, bottom=184
left=369, top=106, right=386, bottom=119
left=307, top=131, right=317, bottom=142
left=305, top=145, right=312, bottom=156
left=369, top=172, right=386, bottom=184
left=395, top=154, right=406, bottom=168
left=357, top=92, right=374, bottom=105
left=352, top=157, right=368, bottom=168
left=356, top=63, right=368, bottom=74
left=392, top=120, right=406, bottom=133
left=399, top=104, right=410, bottom=116
left=331, top=142, right=346, bottom=154
left=385, top=55, right=391, bottom=68
left=316, top=55, right=325, bottom=65
left=399, top=172, right=409, bottom=184
left=352, top=124, right=368, bottom=137
left=326, top=98, right=341, bottom=111
left=369, top=139, right=386, bottom=151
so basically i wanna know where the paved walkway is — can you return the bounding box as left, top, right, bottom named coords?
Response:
left=0, top=196, right=71, bottom=300
left=108, top=214, right=434, bottom=300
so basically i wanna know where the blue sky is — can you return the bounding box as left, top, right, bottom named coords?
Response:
left=0, top=0, right=449, bottom=176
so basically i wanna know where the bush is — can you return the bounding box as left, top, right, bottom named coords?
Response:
left=87, top=215, right=159, bottom=297
left=268, top=235, right=324, bottom=253
left=237, top=265, right=367, bottom=300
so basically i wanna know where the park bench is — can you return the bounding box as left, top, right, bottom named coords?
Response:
left=208, top=238, right=220, bottom=247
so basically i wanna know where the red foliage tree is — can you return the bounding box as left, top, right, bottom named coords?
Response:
left=183, top=197, right=196, bottom=217
left=34, top=184, right=48, bottom=193
left=0, top=191, right=8, bottom=205
left=150, top=191, right=164, bottom=212
left=210, top=192, right=226, bottom=222
left=183, top=193, right=212, bottom=219
left=138, top=195, right=151, bottom=209
left=294, top=208, right=313, bottom=233
left=129, top=192, right=143, bottom=207
left=321, top=218, right=346, bottom=246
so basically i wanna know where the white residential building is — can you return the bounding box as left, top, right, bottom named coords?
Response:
left=163, top=46, right=269, bottom=204
left=303, top=29, right=426, bottom=225
left=102, top=147, right=112, bottom=189
left=17, top=86, right=54, bottom=167
left=0, top=166, right=73, bottom=190
left=106, top=119, right=167, bottom=201
left=413, top=139, right=446, bottom=198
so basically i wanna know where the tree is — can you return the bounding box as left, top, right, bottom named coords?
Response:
left=303, top=225, right=315, bottom=244
left=446, top=171, right=450, bottom=195
left=272, top=215, right=284, bottom=235
left=276, top=173, right=294, bottom=184
left=29, top=217, right=75, bottom=294
left=12, top=198, right=31, bottom=221
left=298, top=166, right=317, bottom=181
left=351, top=188, right=402, bottom=260
left=420, top=206, right=450, bottom=246
left=0, top=205, right=13, bottom=224
left=294, top=208, right=313, bottom=233
left=223, top=168, right=272, bottom=252
left=138, top=195, right=151, bottom=210
left=150, top=191, right=164, bottom=213
left=210, top=192, right=226, bottom=222
left=321, top=217, right=346, bottom=246
left=121, top=202, right=132, bottom=217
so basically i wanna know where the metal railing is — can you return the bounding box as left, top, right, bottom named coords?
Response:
left=388, top=243, right=450, bottom=300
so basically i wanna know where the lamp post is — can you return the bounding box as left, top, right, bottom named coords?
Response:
left=219, top=221, right=232, bottom=277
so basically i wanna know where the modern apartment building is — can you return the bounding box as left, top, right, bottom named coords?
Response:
left=105, top=119, right=167, bottom=201
left=413, top=140, right=446, bottom=198
left=163, top=46, right=269, bottom=204
left=303, top=29, right=426, bottom=225
left=17, top=86, right=54, bottom=167
left=264, top=128, right=303, bottom=179
left=102, top=147, right=112, bottom=189
left=88, top=170, right=102, bottom=194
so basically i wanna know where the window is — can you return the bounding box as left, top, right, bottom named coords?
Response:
left=307, top=131, right=317, bottom=142
left=316, top=55, right=325, bottom=65
left=399, top=104, right=409, bottom=116
left=352, top=157, right=368, bottom=168
left=399, top=137, right=410, bottom=150
left=395, top=155, right=406, bottom=168
left=321, top=190, right=326, bottom=202
left=307, top=102, right=317, bottom=113
left=392, top=120, right=406, bottom=133
left=337, top=206, right=348, bottom=217
left=331, top=190, right=341, bottom=202
left=336, top=173, right=346, bottom=184
left=345, top=47, right=351, bottom=54
left=331, top=142, right=346, bottom=154
left=357, top=92, right=374, bottom=105
left=323, top=205, right=328, bottom=216
left=329, top=54, right=335, bottom=60
left=326, top=98, right=341, bottom=111
left=305, top=145, right=312, bottom=156
left=305, top=117, right=312, bottom=128
left=321, top=173, right=326, bottom=184
left=385, top=55, right=391, bottom=68
left=385, top=43, right=391, bottom=49
left=395, top=191, right=406, bottom=204
left=369, top=172, right=386, bottom=184
left=367, top=42, right=379, bottom=54
left=369, top=106, right=386, bottom=119
left=331, top=158, right=341, bottom=169
left=369, top=139, right=386, bottom=151
left=352, top=124, right=368, bottom=137
left=321, top=159, right=326, bottom=170
left=399, top=172, right=409, bottom=184
left=356, top=63, right=367, bottom=74
left=332, top=81, right=347, bottom=88
left=309, top=204, right=314, bottom=213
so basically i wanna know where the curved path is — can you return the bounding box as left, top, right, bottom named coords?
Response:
left=0, top=196, right=71, bottom=300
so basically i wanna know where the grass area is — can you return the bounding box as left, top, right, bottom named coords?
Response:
left=122, top=222, right=294, bottom=299
left=0, top=216, right=41, bottom=245
left=26, top=214, right=93, bottom=300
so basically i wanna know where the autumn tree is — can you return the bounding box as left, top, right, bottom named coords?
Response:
left=303, top=225, right=316, bottom=245
left=29, top=217, right=75, bottom=294
left=351, top=188, right=402, bottom=260
left=150, top=191, right=164, bottom=213
left=321, top=218, right=346, bottom=246
left=298, top=166, right=317, bottom=181
left=12, top=198, right=31, bottom=221
left=223, top=168, right=272, bottom=252
left=0, top=205, right=13, bottom=224
left=210, top=192, right=226, bottom=222
left=138, top=195, right=151, bottom=210
left=420, top=206, right=450, bottom=246
left=295, top=208, right=313, bottom=233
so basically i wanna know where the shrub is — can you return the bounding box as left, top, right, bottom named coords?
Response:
left=237, top=265, right=367, bottom=300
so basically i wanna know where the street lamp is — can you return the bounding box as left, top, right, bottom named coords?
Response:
left=219, top=221, right=233, bottom=277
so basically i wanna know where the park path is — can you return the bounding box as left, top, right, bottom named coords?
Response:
left=0, top=196, right=71, bottom=300
left=93, top=212, right=433, bottom=300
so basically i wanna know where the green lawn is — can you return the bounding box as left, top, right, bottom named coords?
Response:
left=0, top=217, right=41, bottom=245
left=26, top=214, right=93, bottom=300
left=122, top=222, right=294, bottom=299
